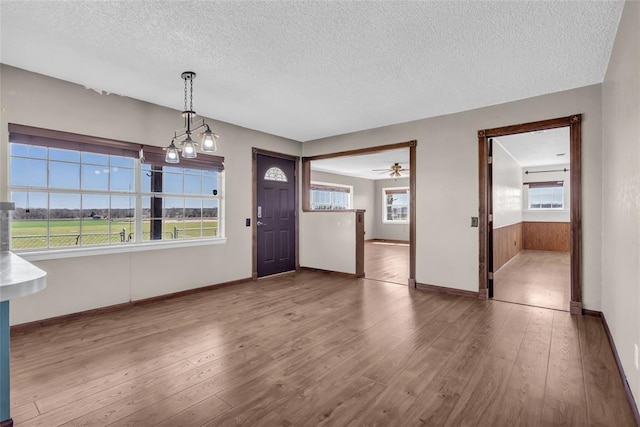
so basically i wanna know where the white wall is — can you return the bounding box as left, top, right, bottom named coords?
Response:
left=309, top=170, right=375, bottom=238
left=373, top=178, right=410, bottom=241
left=521, top=163, right=571, bottom=222
left=303, top=84, right=603, bottom=309
left=299, top=211, right=356, bottom=274
left=492, top=141, right=522, bottom=229
left=602, top=0, right=640, bottom=408
left=0, top=65, right=302, bottom=325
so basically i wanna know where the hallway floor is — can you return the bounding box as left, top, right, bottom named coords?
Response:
left=494, top=250, right=570, bottom=311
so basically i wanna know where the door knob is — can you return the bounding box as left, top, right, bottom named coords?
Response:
left=257, top=221, right=265, bottom=227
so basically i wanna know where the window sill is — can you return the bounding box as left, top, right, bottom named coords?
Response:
left=16, top=237, right=228, bottom=262
left=382, top=221, right=409, bottom=225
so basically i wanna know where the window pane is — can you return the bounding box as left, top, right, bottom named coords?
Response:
left=163, top=197, right=184, bottom=218
left=203, top=199, right=219, bottom=237
left=111, top=220, right=135, bottom=243
left=141, top=197, right=153, bottom=242
left=184, top=173, right=202, bottom=195
left=141, top=168, right=152, bottom=192
left=142, top=197, right=152, bottom=219
left=184, top=219, right=202, bottom=238
left=185, top=198, right=202, bottom=218
left=11, top=192, right=48, bottom=250
left=81, top=165, right=109, bottom=190
left=49, top=161, right=80, bottom=189
left=49, top=193, right=81, bottom=248
left=203, top=199, right=218, bottom=218
left=163, top=172, right=183, bottom=193
left=529, top=186, right=563, bottom=209
left=11, top=157, right=48, bottom=187
left=384, top=188, right=409, bottom=222
left=81, top=152, right=108, bottom=165
left=163, top=219, right=184, bottom=239
left=82, top=194, right=109, bottom=218
left=163, top=166, right=182, bottom=174
left=10, top=143, right=47, bottom=159
left=109, top=167, right=134, bottom=191
left=49, top=148, right=80, bottom=162
left=110, top=156, right=135, bottom=168
left=111, top=195, right=135, bottom=219
left=203, top=171, right=218, bottom=195
left=264, top=167, right=287, bottom=182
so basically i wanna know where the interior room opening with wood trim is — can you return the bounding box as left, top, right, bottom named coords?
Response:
left=302, top=143, right=415, bottom=286
left=491, top=127, right=571, bottom=311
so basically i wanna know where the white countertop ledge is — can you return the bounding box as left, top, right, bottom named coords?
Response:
left=0, top=252, right=47, bottom=302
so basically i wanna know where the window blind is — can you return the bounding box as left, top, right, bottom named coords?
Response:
left=9, top=123, right=225, bottom=172
left=310, top=183, right=350, bottom=193
left=9, top=123, right=141, bottom=158
left=524, top=181, right=563, bottom=188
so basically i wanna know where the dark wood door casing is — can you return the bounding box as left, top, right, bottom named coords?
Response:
left=478, top=115, right=583, bottom=314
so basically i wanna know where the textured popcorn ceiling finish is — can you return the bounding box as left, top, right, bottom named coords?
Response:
left=311, top=148, right=410, bottom=181
left=496, top=127, right=570, bottom=168
left=0, top=1, right=623, bottom=142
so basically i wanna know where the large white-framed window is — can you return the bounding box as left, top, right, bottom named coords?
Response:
left=382, top=187, right=409, bottom=223
left=8, top=124, right=224, bottom=252
left=526, top=181, right=564, bottom=209
left=310, top=181, right=352, bottom=210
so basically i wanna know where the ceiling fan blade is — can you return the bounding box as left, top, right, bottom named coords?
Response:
left=372, top=168, right=391, bottom=171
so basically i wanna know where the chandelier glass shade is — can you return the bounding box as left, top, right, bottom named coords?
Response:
left=164, top=71, right=219, bottom=163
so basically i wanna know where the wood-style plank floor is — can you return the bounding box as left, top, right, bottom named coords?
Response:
left=9, top=271, right=636, bottom=426
left=364, top=241, right=409, bottom=285
left=494, top=250, right=571, bottom=311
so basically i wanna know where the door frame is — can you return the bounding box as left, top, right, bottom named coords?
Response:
left=301, top=140, right=417, bottom=286
left=252, top=148, right=300, bottom=280
left=478, top=114, right=583, bottom=314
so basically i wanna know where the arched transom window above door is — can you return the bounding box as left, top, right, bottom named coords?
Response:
left=264, top=167, right=288, bottom=182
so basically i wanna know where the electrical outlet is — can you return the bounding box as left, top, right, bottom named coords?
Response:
left=634, top=344, right=638, bottom=370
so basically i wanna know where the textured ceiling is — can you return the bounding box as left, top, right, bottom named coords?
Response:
left=0, top=1, right=624, bottom=142
left=495, top=127, right=570, bottom=167
left=311, top=148, right=409, bottom=181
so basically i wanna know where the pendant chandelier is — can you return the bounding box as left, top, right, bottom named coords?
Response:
left=164, top=71, right=219, bottom=163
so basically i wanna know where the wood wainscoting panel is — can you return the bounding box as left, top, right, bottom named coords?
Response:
left=523, top=222, right=570, bottom=252
left=493, top=222, right=522, bottom=272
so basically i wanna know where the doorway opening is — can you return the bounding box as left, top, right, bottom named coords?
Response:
left=252, top=148, right=300, bottom=279
left=302, top=141, right=417, bottom=287
left=478, top=115, right=583, bottom=314
left=491, top=128, right=570, bottom=311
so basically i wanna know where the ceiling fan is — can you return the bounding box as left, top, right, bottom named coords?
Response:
left=373, top=163, right=409, bottom=178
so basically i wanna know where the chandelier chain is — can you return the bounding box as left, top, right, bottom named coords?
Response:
left=190, top=78, right=194, bottom=111
left=183, top=77, right=188, bottom=112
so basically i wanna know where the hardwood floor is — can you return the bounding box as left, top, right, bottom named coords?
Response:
left=494, top=249, right=571, bottom=311
left=9, top=271, right=636, bottom=426
left=364, top=241, right=409, bottom=285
